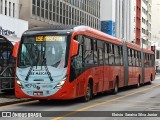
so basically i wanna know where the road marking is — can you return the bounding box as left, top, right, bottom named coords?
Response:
left=52, top=84, right=160, bottom=120
left=0, top=100, right=37, bottom=109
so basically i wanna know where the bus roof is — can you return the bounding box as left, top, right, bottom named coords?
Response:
left=23, top=25, right=122, bottom=44
left=125, top=41, right=141, bottom=51
left=142, top=48, right=154, bottom=54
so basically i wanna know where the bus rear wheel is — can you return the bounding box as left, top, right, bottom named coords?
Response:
left=81, top=83, right=92, bottom=102
left=136, top=77, right=141, bottom=88
left=112, top=80, right=118, bottom=94
left=148, top=75, right=152, bottom=85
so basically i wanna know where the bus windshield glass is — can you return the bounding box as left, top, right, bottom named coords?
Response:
left=17, top=35, right=68, bottom=82
left=18, top=35, right=67, bottom=68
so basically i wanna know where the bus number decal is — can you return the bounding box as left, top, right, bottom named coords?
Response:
left=36, top=36, right=43, bottom=42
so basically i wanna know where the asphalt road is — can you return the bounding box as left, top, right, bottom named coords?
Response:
left=1, top=74, right=160, bottom=120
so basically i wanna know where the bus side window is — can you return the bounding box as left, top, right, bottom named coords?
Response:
left=128, top=49, right=132, bottom=66
left=139, top=51, right=142, bottom=66
left=152, top=55, right=155, bottom=67
left=109, top=44, right=114, bottom=65
left=132, top=50, right=136, bottom=66
left=144, top=53, right=148, bottom=67
left=135, top=51, right=139, bottom=67
left=93, top=39, right=98, bottom=64
left=97, top=40, right=103, bottom=65
left=114, top=45, right=120, bottom=65
left=84, top=37, right=93, bottom=65
left=120, top=47, right=123, bottom=65
left=105, top=43, right=109, bottom=65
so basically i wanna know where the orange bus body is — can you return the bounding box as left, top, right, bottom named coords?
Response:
left=15, top=26, right=155, bottom=101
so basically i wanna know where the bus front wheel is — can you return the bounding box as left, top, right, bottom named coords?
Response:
left=81, top=83, right=92, bottom=102
left=112, top=80, right=118, bottom=94
left=136, top=77, right=141, bottom=88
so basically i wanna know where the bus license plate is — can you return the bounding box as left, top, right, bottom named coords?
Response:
left=33, top=91, right=43, bottom=96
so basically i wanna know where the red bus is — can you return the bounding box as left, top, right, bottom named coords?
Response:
left=14, top=26, right=155, bottom=102
left=0, top=35, right=19, bottom=92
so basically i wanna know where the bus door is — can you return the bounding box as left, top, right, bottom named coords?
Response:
left=128, top=48, right=133, bottom=85
left=132, top=50, right=137, bottom=84
left=71, top=35, right=85, bottom=97
left=103, top=43, right=109, bottom=91
left=83, top=37, right=96, bottom=94
left=141, top=51, right=145, bottom=83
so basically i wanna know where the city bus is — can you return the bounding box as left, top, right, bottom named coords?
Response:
left=14, top=26, right=155, bottom=102
left=0, top=35, right=19, bottom=92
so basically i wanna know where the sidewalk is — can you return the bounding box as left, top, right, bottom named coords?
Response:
left=0, top=92, right=33, bottom=106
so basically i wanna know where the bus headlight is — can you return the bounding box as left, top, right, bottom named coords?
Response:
left=55, top=77, right=66, bottom=89
left=16, top=80, right=24, bottom=89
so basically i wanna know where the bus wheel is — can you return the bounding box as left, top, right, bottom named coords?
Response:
left=136, top=77, right=140, bottom=88
left=112, top=80, right=118, bottom=94
left=81, top=83, right=92, bottom=102
left=148, top=75, right=152, bottom=85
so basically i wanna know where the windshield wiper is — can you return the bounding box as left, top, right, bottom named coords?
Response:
left=25, top=65, right=33, bottom=81
left=43, top=58, right=53, bottom=81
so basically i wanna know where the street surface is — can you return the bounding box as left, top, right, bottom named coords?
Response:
left=1, top=74, right=160, bottom=120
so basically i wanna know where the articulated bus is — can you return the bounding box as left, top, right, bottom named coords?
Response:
left=0, top=35, right=19, bottom=92
left=15, top=26, right=155, bottom=102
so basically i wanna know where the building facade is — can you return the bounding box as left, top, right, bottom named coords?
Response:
left=101, top=0, right=152, bottom=48
left=0, top=0, right=19, bottom=18
left=19, top=0, right=101, bottom=29
left=101, top=0, right=136, bottom=43
left=136, top=0, right=141, bottom=45
left=141, top=0, right=152, bottom=48
left=0, top=0, right=28, bottom=37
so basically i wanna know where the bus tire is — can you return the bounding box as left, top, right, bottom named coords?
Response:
left=112, top=79, right=118, bottom=94
left=148, top=75, right=152, bottom=85
left=136, top=76, right=141, bottom=88
left=81, top=82, right=92, bottom=102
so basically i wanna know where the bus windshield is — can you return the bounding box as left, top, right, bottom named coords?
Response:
left=17, top=35, right=68, bottom=81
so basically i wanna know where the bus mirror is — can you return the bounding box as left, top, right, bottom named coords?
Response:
left=12, top=41, right=20, bottom=58
left=71, top=40, right=79, bottom=57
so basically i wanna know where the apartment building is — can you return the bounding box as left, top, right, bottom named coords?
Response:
left=19, top=0, right=101, bottom=29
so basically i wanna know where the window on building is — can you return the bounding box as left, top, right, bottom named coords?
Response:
left=5, top=0, right=7, bottom=15
left=13, top=3, right=15, bottom=17
left=45, top=0, right=48, bottom=19
left=0, top=0, right=3, bottom=14
left=9, top=2, right=11, bottom=16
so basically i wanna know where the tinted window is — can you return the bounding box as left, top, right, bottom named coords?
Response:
left=109, top=44, right=114, bottom=65
left=84, top=37, right=93, bottom=64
